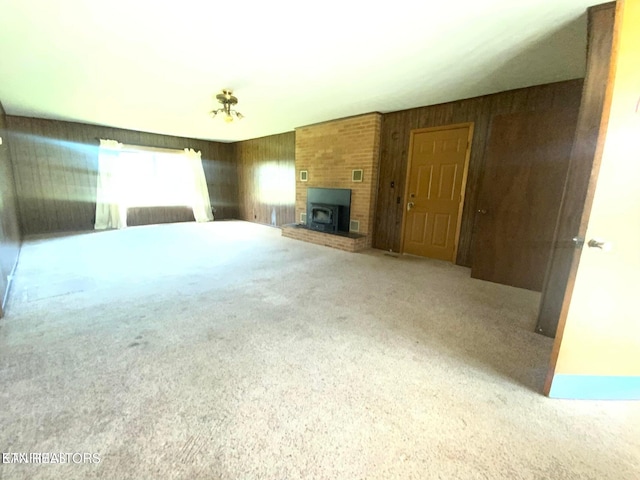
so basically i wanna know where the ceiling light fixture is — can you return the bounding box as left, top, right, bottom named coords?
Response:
left=209, top=89, right=244, bottom=123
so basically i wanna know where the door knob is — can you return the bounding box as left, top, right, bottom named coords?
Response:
left=477, top=209, right=487, bottom=215
left=407, top=202, right=415, bottom=211
left=588, top=239, right=604, bottom=249
left=587, top=238, right=611, bottom=251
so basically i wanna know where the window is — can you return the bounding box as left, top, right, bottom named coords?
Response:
left=95, top=140, right=213, bottom=229
left=119, top=149, right=196, bottom=208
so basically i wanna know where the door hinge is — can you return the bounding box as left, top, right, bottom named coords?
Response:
left=572, top=236, right=585, bottom=249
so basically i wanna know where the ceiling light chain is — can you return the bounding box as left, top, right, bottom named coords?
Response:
left=209, top=89, right=244, bottom=123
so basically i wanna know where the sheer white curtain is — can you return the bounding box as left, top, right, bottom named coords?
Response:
left=95, top=139, right=127, bottom=229
left=184, top=148, right=214, bottom=222
left=94, top=142, right=213, bottom=230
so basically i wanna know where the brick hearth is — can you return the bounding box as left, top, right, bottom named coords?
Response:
left=281, top=224, right=368, bottom=252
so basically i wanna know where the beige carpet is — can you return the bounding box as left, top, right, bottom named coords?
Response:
left=1, top=221, right=638, bottom=479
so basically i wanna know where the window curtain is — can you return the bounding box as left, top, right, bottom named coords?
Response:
left=94, top=142, right=213, bottom=230
left=184, top=148, right=214, bottom=222
left=95, top=139, right=127, bottom=229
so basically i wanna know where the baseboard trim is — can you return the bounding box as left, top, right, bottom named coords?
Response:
left=549, top=374, right=640, bottom=400
left=1, top=245, right=21, bottom=318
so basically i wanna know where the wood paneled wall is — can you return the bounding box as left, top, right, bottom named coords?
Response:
left=235, top=132, right=295, bottom=227
left=375, top=79, right=584, bottom=266
left=126, top=206, right=194, bottom=227
left=6, top=116, right=238, bottom=236
left=0, top=102, right=21, bottom=317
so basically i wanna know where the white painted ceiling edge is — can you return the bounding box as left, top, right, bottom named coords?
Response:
left=0, top=0, right=600, bottom=143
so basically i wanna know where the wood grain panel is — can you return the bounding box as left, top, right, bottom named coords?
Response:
left=471, top=108, right=579, bottom=291
left=127, top=206, right=194, bottom=227
left=0, top=102, right=21, bottom=317
left=375, top=79, right=584, bottom=266
left=235, top=132, right=295, bottom=227
left=537, top=3, right=616, bottom=337
left=6, top=116, right=238, bottom=235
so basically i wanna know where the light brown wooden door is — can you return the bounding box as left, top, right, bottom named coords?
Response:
left=402, top=125, right=472, bottom=261
left=471, top=108, right=579, bottom=291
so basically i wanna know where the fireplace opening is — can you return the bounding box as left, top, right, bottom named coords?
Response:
left=306, top=187, right=351, bottom=234
left=309, top=203, right=339, bottom=232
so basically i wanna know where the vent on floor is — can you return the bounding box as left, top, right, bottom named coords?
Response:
left=300, top=212, right=307, bottom=224
left=350, top=220, right=360, bottom=232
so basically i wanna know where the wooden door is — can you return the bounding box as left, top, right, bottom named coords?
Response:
left=471, top=108, right=579, bottom=291
left=536, top=3, right=615, bottom=337
left=401, top=125, right=472, bottom=262
left=545, top=0, right=639, bottom=398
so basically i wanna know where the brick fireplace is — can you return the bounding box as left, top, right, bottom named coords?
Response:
left=281, top=112, right=382, bottom=251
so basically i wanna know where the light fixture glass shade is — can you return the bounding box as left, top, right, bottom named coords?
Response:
left=210, top=89, right=244, bottom=123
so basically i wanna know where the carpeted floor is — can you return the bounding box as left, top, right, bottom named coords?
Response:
left=0, top=221, right=638, bottom=479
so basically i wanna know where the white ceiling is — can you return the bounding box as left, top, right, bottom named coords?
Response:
left=0, top=0, right=600, bottom=143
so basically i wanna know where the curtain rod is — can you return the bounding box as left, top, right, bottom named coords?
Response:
left=94, top=138, right=192, bottom=154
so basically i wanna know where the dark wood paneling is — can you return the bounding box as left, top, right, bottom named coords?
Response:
left=0, top=102, right=21, bottom=317
left=235, top=132, right=295, bottom=227
left=375, top=79, right=584, bottom=266
left=127, top=206, right=194, bottom=227
left=6, top=116, right=238, bottom=235
left=537, top=3, right=616, bottom=337
left=471, top=108, right=579, bottom=291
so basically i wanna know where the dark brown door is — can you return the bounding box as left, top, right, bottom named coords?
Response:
left=471, top=108, right=578, bottom=291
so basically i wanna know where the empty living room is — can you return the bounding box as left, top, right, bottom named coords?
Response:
left=0, top=0, right=638, bottom=479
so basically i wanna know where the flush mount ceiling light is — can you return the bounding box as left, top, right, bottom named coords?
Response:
left=209, top=89, right=244, bottom=123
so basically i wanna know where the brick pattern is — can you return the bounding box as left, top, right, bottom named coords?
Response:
left=281, top=225, right=368, bottom=252
left=295, top=113, right=381, bottom=249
